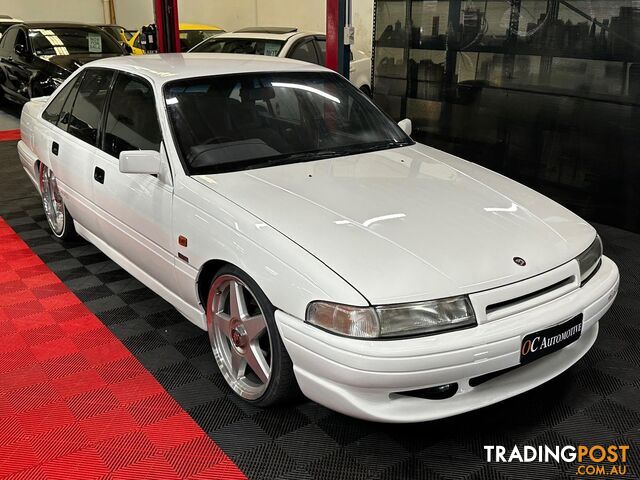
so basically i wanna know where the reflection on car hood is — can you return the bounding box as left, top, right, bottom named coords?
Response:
left=43, top=53, right=123, bottom=72
left=196, top=143, right=595, bottom=304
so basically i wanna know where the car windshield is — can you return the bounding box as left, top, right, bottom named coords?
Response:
left=164, top=71, right=412, bottom=175
left=29, top=27, right=122, bottom=56
left=190, top=37, right=285, bottom=56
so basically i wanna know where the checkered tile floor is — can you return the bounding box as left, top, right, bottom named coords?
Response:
left=1, top=140, right=639, bottom=479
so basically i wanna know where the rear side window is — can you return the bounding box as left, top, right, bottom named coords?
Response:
left=102, top=73, right=162, bottom=158
left=42, top=76, right=81, bottom=125
left=289, top=39, right=319, bottom=64
left=0, top=26, right=17, bottom=48
left=315, top=38, right=326, bottom=64
left=66, top=69, right=114, bottom=145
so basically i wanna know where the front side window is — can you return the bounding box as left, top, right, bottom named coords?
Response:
left=164, top=72, right=412, bottom=175
left=29, top=28, right=122, bottom=57
left=190, top=37, right=285, bottom=56
left=102, top=73, right=162, bottom=158
left=66, top=69, right=114, bottom=145
left=42, top=75, right=81, bottom=124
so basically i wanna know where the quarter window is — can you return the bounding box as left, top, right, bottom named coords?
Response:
left=42, top=76, right=81, bottom=125
left=66, top=69, right=114, bottom=145
left=57, top=72, right=84, bottom=132
left=102, top=73, right=161, bottom=158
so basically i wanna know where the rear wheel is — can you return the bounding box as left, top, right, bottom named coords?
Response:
left=206, top=265, right=299, bottom=406
left=39, top=163, right=75, bottom=240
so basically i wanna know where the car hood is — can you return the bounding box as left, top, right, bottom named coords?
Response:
left=43, top=53, right=122, bottom=72
left=195, top=144, right=595, bottom=304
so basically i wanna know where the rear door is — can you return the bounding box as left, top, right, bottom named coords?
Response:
left=91, top=71, right=175, bottom=290
left=49, top=68, right=114, bottom=235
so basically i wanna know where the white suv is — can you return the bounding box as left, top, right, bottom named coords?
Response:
left=189, top=26, right=372, bottom=95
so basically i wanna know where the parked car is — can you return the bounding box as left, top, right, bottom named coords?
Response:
left=190, top=26, right=372, bottom=95
left=18, top=54, right=619, bottom=422
left=0, top=15, right=22, bottom=38
left=128, top=22, right=224, bottom=53
left=0, top=23, right=126, bottom=103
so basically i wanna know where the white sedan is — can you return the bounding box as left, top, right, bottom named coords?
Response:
left=188, top=27, right=372, bottom=95
left=18, top=54, right=619, bottom=423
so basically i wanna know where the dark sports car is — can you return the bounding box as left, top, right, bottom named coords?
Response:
left=0, top=22, right=126, bottom=103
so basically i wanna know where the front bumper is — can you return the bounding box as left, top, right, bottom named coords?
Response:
left=276, top=256, right=619, bottom=423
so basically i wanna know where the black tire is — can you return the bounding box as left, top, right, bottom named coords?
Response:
left=206, top=264, right=300, bottom=407
left=39, top=163, right=76, bottom=241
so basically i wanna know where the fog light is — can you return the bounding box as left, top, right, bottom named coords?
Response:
left=399, top=383, right=458, bottom=400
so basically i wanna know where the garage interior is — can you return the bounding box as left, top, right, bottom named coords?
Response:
left=0, top=1, right=638, bottom=479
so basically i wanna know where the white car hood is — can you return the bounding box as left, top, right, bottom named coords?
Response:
left=196, top=143, right=595, bottom=304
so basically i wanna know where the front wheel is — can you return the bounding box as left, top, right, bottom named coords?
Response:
left=206, top=266, right=299, bottom=406
left=39, top=163, right=75, bottom=240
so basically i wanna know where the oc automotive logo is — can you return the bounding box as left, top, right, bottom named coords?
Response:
left=513, top=257, right=526, bottom=266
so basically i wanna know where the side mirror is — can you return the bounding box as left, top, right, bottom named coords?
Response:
left=398, top=118, right=412, bottom=136
left=119, top=150, right=161, bottom=175
left=14, top=44, right=28, bottom=57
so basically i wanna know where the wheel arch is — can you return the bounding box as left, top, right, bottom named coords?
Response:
left=196, top=258, right=235, bottom=309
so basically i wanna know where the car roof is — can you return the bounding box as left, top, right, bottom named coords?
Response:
left=212, top=30, right=323, bottom=42
left=15, top=22, right=107, bottom=29
left=235, top=27, right=298, bottom=35
left=87, top=53, right=329, bottom=85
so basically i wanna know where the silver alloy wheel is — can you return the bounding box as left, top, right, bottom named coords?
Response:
left=39, top=165, right=65, bottom=236
left=207, top=274, right=273, bottom=400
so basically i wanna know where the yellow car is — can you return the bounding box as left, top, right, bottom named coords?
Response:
left=128, top=23, right=224, bottom=54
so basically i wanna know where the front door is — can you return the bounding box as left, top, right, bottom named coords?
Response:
left=91, top=71, right=175, bottom=291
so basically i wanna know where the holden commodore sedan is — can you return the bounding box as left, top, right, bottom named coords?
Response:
left=18, top=54, right=619, bottom=422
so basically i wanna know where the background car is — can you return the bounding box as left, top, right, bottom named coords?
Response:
left=128, top=22, right=224, bottom=53
left=0, top=22, right=126, bottom=103
left=190, top=26, right=372, bottom=95
left=0, top=14, right=22, bottom=39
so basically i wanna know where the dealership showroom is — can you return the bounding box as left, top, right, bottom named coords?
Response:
left=0, top=0, right=638, bottom=479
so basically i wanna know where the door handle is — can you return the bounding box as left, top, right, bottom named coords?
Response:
left=51, top=141, right=59, bottom=155
left=94, top=166, right=105, bottom=184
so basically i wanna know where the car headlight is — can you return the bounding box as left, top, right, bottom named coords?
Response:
left=576, top=234, right=603, bottom=283
left=306, top=296, right=476, bottom=339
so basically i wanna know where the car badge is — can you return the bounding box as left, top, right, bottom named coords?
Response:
left=513, top=257, right=526, bottom=267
